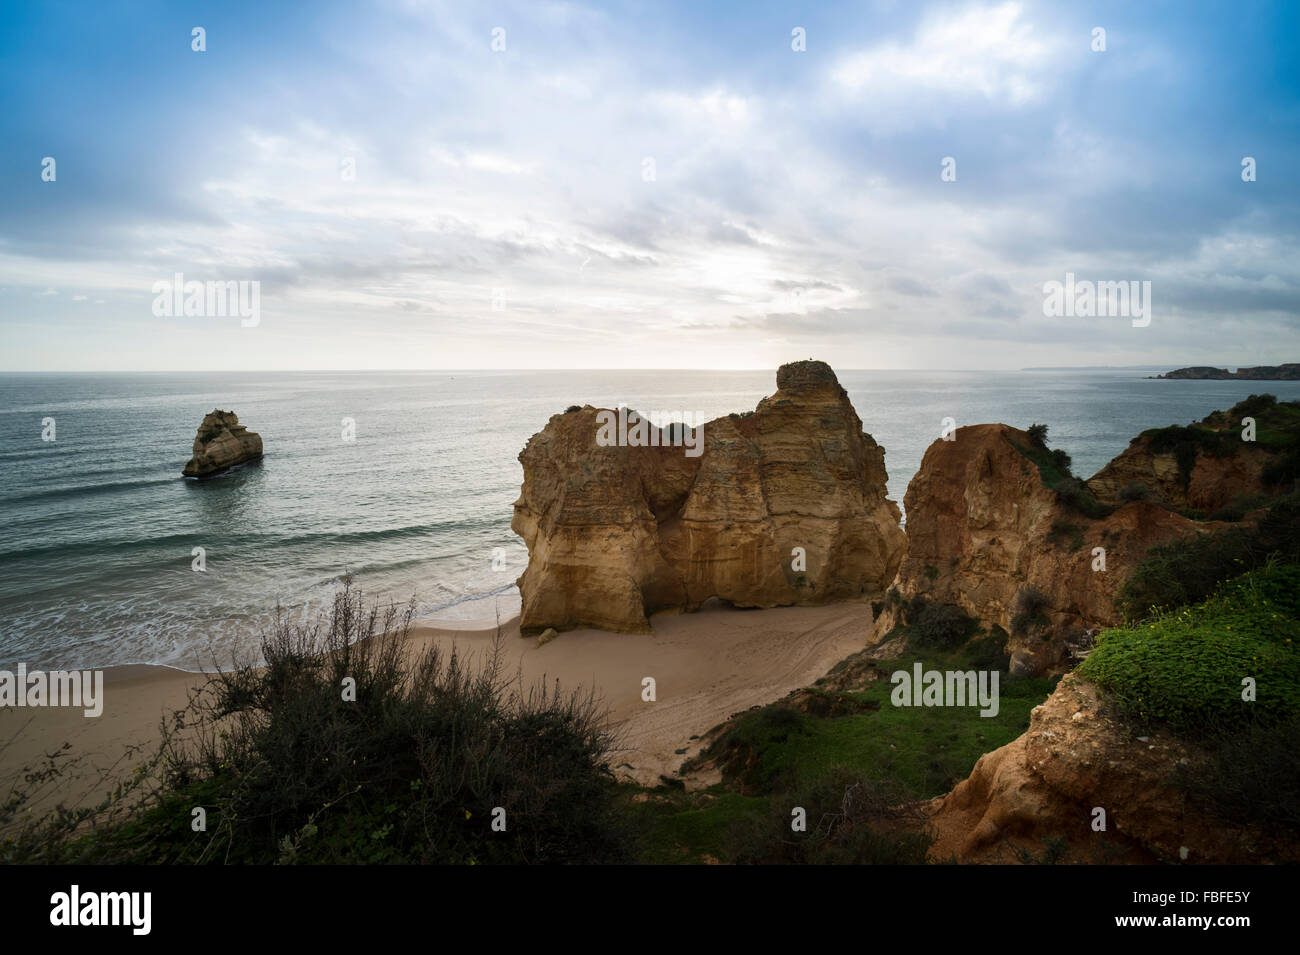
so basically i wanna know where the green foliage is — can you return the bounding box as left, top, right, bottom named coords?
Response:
left=1010, top=437, right=1113, bottom=519
left=1010, top=586, right=1050, bottom=637
left=1177, top=712, right=1300, bottom=834
left=29, top=580, right=632, bottom=864
left=1026, top=423, right=1049, bottom=445
left=1079, top=563, right=1300, bottom=735
left=723, top=770, right=933, bottom=865
left=961, top=631, right=1011, bottom=671
left=1145, top=425, right=1234, bottom=489
left=1117, top=496, right=1300, bottom=618
left=903, top=598, right=981, bottom=650
left=1119, top=481, right=1149, bottom=502
left=1047, top=520, right=1085, bottom=551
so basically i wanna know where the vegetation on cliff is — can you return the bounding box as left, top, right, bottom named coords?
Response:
left=1081, top=562, right=1300, bottom=733
left=4, top=582, right=632, bottom=864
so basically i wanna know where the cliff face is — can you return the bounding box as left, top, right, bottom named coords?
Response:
left=925, top=674, right=1292, bottom=864
left=182, top=410, right=263, bottom=478
left=1086, top=398, right=1291, bottom=513
left=511, top=360, right=906, bottom=635
left=873, top=424, right=1200, bottom=675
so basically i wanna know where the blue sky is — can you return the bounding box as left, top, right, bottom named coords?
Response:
left=1, top=0, right=1297, bottom=370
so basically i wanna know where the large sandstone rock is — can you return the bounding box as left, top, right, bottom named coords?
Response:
left=925, top=674, right=1293, bottom=863
left=510, top=360, right=906, bottom=635
left=873, top=424, right=1204, bottom=675
left=182, top=410, right=263, bottom=478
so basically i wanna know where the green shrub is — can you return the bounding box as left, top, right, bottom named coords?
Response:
left=1117, top=496, right=1300, bottom=618
left=1178, top=712, right=1300, bottom=834
left=906, top=600, right=980, bottom=650
left=1079, top=563, right=1300, bottom=735
left=1047, top=520, right=1085, bottom=551
left=724, top=769, right=932, bottom=865
left=42, top=580, right=632, bottom=864
left=1144, top=425, right=1234, bottom=489
left=1010, top=586, right=1052, bottom=638
left=1010, top=436, right=1113, bottom=519
left=1026, top=423, right=1048, bottom=445
left=1119, top=482, right=1149, bottom=502
left=962, top=632, right=1011, bottom=671
left=564, top=404, right=582, bottom=413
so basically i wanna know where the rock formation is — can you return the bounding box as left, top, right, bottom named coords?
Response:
left=925, top=674, right=1293, bottom=863
left=872, top=424, right=1204, bottom=676
left=182, top=410, right=263, bottom=478
left=1086, top=396, right=1296, bottom=513
left=1153, top=363, right=1300, bottom=380
left=511, top=360, right=906, bottom=635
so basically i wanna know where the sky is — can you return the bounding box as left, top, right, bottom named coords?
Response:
left=1, top=0, right=1297, bottom=371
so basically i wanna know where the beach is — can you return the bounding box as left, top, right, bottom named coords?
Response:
left=1, top=601, right=874, bottom=805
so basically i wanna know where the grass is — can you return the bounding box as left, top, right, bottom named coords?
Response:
left=632, top=639, right=1058, bottom=863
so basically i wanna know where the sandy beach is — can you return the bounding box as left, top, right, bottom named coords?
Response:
left=1, top=601, right=873, bottom=810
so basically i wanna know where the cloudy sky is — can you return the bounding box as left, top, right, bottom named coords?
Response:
left=2, top=0, right=1297, bottom=371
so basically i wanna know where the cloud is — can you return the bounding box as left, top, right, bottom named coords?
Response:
left=831, top=2, right=1062, bottom=108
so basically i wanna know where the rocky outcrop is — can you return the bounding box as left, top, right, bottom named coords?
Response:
left=873, top=424, right=1203, bottom=676
left=510, top=360, right=906, bottom=635
left=1153, top=363, right=1300, bottom=380
left=1086, top=397, right=1294, bottom=513
left=925, top=674, right=1293, bottom=863
left=182, top=410, right=263, bottom=478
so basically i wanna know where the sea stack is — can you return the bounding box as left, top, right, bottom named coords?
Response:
left=511, top=359, right=907, bottom=635
left=182, top=410, right=263, bottom=478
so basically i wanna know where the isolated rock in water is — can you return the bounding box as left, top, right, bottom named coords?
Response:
left=511, top=360, right=906, bottom=635
left=872, top=424, right=1201, bottom=676
left=182, top=410, right=263, bottom=478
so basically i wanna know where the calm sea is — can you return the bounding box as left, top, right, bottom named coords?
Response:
left=3, top=369, right=1298, bottom=670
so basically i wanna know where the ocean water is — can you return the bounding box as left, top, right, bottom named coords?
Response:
left=3, top=368, right=1298, bottom=671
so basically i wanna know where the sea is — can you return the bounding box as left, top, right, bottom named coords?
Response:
left=3, top=368, right=1298, bottom=671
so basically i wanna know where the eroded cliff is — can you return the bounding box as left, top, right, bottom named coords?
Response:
left=511, top=360, right=906, bottom=634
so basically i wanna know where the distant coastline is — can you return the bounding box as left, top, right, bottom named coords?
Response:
left=1148, top=363, right=1300, bottom=380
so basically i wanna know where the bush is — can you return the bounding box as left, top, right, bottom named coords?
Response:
left=906, top=600, right=980, bottom=650
left=564, top=404, right=582, bottom=413
left=962, top=632, right=1011, bottom=671
left=1011, top=587, right=1051, bottom=637
left=1080, top=563, right=1300, bottom=735
left=41, top=580, right=633, bottom=864
left=1053, top=476, right=1112, bottom=519
left=1010, top=436, right=1113, bottom=519
left=1047, top=520, right=1085, bottom=551
left=1026, top=423, right=1048, bottom=445
left=1117, top=496, right=1300, bottom=618
left=724, top=770, right=932, bottom=865
left=1178, top=712, right=1300, bottom=834
left=1145, top=425, right=1234, bottom=489
left=1119, top=481, right=1149, bottom=502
